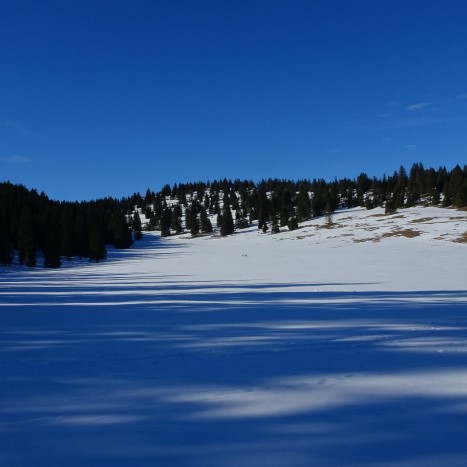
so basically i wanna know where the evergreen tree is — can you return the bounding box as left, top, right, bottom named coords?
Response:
left=111, top=212, right=133, bottom=249
left=287, top=217, right=299, bottom=231
left=200, top=207, right=213, bottom=233
left=297, top=189, right=311, bottom=221
left=17, top=207, right=36, bottom=267
left=88, top=225, right=107, bottom=262
left=0, top=217, right=13, bottom=265
left=42, top=207, right=61, bottom=268
left=189, top=205, right=200, bottom=236
left=132, top=211, right=143, bottom=240
left=385, top=197, right=397, bottom=214
left=160, top=206, right=172, bottom=237
left=171, top=204, right=183, bottom=233
left=271, top=215, right=280, bottom=234
left=220, top=204, right=234, bottom=236
left=279, top=189, right=291, bottom=226
left=257, top=190, right=269, bottom=229
left=311, top=188, right=325, bottom=217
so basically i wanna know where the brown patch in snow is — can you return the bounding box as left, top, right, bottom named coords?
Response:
left=381, top=229, right=421, bottom=239
left=452, top=233, right=467, bottom=244
left=410, top=217, right=434, bottom=224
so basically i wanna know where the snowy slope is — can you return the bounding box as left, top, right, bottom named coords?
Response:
left=1, top=206, right=467, bottom=466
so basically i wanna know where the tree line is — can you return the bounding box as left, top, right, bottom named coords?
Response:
left=1, top=162, right=466, bottom=267
left=128, top=162, right=467, bottom=237
left=0, top=183, right=136, bottom=267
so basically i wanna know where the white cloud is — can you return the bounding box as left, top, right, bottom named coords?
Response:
left=405, top=102, right=430, bottom=111
left=405, top=144, right=418, bottom=151
left=0, top=155, right=31, bottom=164
left=1, top=120, right=40, bottom=137
left=457, top=92, right=467, bottom=100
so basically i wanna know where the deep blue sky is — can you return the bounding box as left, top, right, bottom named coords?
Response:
left=1, top=1, right=467, bottom=201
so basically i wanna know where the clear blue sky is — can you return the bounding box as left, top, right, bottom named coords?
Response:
left=1, top=0, right=466, bottom=201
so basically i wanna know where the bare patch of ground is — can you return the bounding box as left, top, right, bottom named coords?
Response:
left=381, top=229, right=421, bottom=239
left=452, top=233, right=467, bottom=244
left=410, top=217, right=434, bottom=224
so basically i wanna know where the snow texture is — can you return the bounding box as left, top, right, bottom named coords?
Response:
left=1, top=207, right=467, bottom=466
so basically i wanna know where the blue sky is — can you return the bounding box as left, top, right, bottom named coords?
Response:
left=1, top=0, right=467, bottom=201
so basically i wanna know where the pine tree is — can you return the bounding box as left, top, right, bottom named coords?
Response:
left=132, top=211, right=143, bottom=240
left=111, top=212, right=133, bottom=249
left=189, top=205, right=200, bottom=236
left=385, top=197, right=397, bottom=214
left=220, top=204, right=234, bottom=236
left=287, top=217, right=299, bottom=231
left=42, top=207, right=62, bottom=268
left=200, top=207, right=213, bottom=233
left=0, top=217, right=13, bottom=265
left=271, top=215, right=280, bottom=234
left=297, top=189, right=310, bottom=221
left=160, top=207, right=172, bottom=237
left=17, top=207, right=36, bottom=267
left=88, top=225, right=107, bottom=262
left=257, top=191, right=269, bottom=229
left=171, top=204, right=183, bottom=233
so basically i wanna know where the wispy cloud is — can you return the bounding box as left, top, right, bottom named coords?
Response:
left=457, top=92, right=467, bottom=100
left=1, top=120, right=40, bottom=137
left=357, top=115, right=462, bottom=132
left=0, top=155, right=31, bottom=164
left=405, top=102, right=430, bottom=111
left=405, top=144, right=418, bottom=151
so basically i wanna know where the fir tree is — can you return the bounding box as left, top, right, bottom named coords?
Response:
left=271, top=215, right=280, bottom=234
left=297, top=189, right=310, bottom=221
left=0, top=218, right=13, bottom=265
left=17, top=207, right=36, bottom=267
left=88, top=225, right=107, bottom=262
left=160, top=206, right=172, bottom=237
left=171, top=204, right=183, bottom=234
left=132, top=211, right=143, bottom=240
left=200, top=207, right=213, bottom=233
left=287, top=217, right=299, bottom=231
left=220, top=204, right=234, bottom=236
left=111, top=212, right=133, bottom=249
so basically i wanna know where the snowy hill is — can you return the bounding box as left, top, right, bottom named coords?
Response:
left=113, top=205, right=467, bottom=293
left=1, top=205, right=467, bottom=466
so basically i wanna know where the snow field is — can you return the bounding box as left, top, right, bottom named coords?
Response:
left=1, top=206, right=467, bottom=466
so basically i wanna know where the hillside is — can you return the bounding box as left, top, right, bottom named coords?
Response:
left=96, top=204, right=466, bottom=294
left=2, top=162, right=467, bottom=268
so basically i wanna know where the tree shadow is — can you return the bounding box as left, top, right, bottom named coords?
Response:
left=2, top=271, right=467, bottom=466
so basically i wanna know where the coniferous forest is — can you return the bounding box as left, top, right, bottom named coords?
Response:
left=1, top=162, right=467, bottom=268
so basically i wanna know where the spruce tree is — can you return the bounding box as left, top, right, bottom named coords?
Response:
left=200, top=207, right=213, bottom=233
left=111, top=213, right=133, bottom=249
left=189, top=206, right=200, bottom=236
left=220, top=204, right=234, bottom=236
left=171, top=204, right=183, bottom=233
left=132, top=211, right=143, bottom=240
left=297, top=189, right=310, bottom=221
left=88, top=225, right=107, bottom=262
left=160, top=207, right=172, bottom=237
left=258, top=191, right=269, bottom=229
left=17, top=207, right=36, bottom=267
left=271, top=215, right=280, bottom=234
left=287, top=217, right=299, bottom=231
left=0, top=219, right=13, bottom=265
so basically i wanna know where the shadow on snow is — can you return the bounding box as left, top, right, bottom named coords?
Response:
left=1, top=267, right=467, bottom=465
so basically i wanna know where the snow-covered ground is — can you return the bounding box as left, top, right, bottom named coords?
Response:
left=1, top=206, right=467, bottom=466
